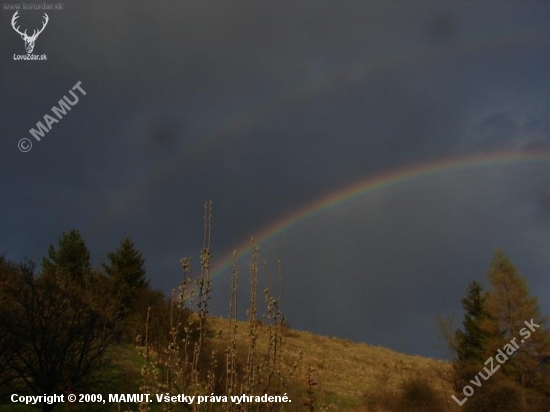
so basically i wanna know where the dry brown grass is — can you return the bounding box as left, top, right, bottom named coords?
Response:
left=207, top=316, right=454, bottom=411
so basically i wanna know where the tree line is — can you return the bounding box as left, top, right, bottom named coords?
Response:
left=444, top=249, right=550, bottom=412
left=0, top=230, right=166, bottom=412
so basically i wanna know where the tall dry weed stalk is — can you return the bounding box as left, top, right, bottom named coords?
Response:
left=302, top=366, right=317, bottom=412
left=135, top=202, right=302, bottom=412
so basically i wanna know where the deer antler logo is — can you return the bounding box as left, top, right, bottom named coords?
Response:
left=11, top=11, right=49, bottom=54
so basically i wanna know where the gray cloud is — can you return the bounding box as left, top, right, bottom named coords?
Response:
left=2, top=1, right=550, bottom=357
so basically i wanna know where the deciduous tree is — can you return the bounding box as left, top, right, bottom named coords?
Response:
left=0, top=261, right=120, bottom=412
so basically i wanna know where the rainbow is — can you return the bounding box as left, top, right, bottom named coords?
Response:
left=89, top=28, right=550, bottom=232
left=210, top=150, right=550, bottom=279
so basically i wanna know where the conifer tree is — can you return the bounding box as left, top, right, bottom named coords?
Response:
left=453, top=250, right=550, bottom=411
left=483, top=250, right=550, bottom=409
left=103, top=237, right=149, bottom=291
left=42, top=230, right=91, bottom=285
left=452, top=280, right=503, bottom=412
left=103, top=237, right=149, bottom=320
left=455, top=280, right=491, bottom=365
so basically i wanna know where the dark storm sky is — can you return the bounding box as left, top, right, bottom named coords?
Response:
left=2, top=1, right=550, bottom=358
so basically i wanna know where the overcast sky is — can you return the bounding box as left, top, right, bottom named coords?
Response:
left=1, top=1, right=550, bottom=358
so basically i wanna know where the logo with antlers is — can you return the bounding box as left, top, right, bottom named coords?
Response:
left=11, top=11, right=49, bottom=54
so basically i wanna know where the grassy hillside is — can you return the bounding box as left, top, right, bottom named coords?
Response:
left=1, top=318, right=456, bottom=412
left=207, top=317, right=454, bottom=411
